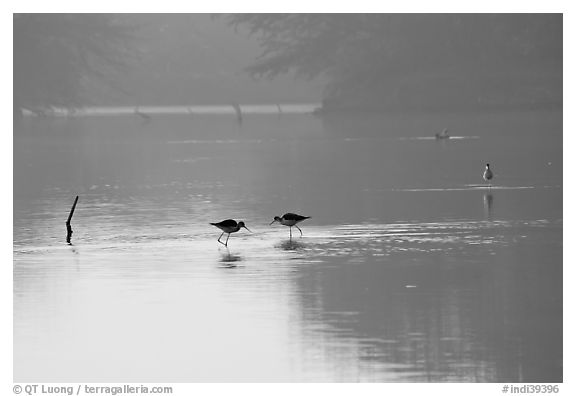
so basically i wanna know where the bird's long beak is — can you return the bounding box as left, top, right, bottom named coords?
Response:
left=269, top=219, right=277, bottom=225
left=243, top=225, right=252, bottom=233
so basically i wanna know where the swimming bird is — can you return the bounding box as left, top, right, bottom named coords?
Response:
left=435, top=128, right=450, bottom=139
left=210, top=219, right=251, bottom=246
left=270, top=213, right=310, bottom=239
left=483, top=163, right=493, bottom=188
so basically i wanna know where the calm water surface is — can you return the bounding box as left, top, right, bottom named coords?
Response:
left=13, top=110, right=562, bottom=382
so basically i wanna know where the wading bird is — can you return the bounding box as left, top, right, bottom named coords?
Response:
left=435, top=128, right=450, bottom=139
left=210, top=219, right=251, bottom=247
left=270, top=213, right=310, bottom=239
left=134, top=106, right=151, bottom=122
left=483, top=163, right=493, bottom=189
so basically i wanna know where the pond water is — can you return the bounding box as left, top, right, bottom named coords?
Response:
left=13, top=109, right=562, bottom=382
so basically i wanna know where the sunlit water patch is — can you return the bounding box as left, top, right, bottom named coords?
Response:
left=15, top=218, right=557, bottom=268
left=374, top=185, right=562, bottom=192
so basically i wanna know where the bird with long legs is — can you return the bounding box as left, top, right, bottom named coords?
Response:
left=270, top=213, right=310, bottom=239
left=483, top=163, right=494, bottom=189
left=210, top=219, right=251, bottom=247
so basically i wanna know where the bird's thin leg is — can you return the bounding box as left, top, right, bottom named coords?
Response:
left=289, top=226, right=292, bottom=239
left=295, top=224, right=303, bottom=237
left=217, top=232, right=225, bottom=245
left=225, top=233, right=230, bottom=246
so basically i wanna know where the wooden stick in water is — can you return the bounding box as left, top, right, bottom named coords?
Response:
left=66, top=195, right=79, bottom=244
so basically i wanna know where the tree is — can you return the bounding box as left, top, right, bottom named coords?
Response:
left=220, top=14, right=562, bottom=111
left=13, top=14, right=138, bottom=116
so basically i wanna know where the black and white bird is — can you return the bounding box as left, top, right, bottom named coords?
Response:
left=210, top=219, right=251, bottom=246
left=483, top=163, right=493, bottom=189
left=270, top=213, right=310, bottom=239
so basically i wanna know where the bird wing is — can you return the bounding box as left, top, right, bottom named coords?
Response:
left=283, top=213, right=310, bottom=221
left=211, top=219, right=237, bottom=227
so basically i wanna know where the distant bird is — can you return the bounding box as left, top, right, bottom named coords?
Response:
left=483, top=163, right=493, bottom=188
left=270, top=213, right=310, bottom=239
left=435, top=128, right=450, bottom=139
left=134, top=106, right=151, bottom=122
left=210, top=219, right=251, bottom=247
left=231, top=103, right=243, bottom=124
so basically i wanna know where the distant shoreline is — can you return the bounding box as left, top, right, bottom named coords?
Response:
left=18, top=100, right=561, bottom=119
left=20, top=103, right=323, bottom=118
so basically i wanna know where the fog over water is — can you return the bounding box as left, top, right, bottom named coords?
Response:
left=14, top=108, right=562, bottom=382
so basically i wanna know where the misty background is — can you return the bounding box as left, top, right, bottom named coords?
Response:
left=13, top=14, right=561, bottom=115
left=13, top=14, right=322, bottom=114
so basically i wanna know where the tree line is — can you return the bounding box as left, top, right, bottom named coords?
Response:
left=14, top=14, right=562, bottom=117
left=220, top=14, right=562, bottom=111
left=13, top=14, right=137, bottom=117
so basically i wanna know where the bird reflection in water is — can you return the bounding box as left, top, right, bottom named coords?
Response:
left=219, top=250, right=243, bottom=268
left=277, top=239, right=306, bottom=251
left=483, top=191, right=494, bottom=219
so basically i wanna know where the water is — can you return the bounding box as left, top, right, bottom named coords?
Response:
left=13, top=109, right=562, bottom=382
